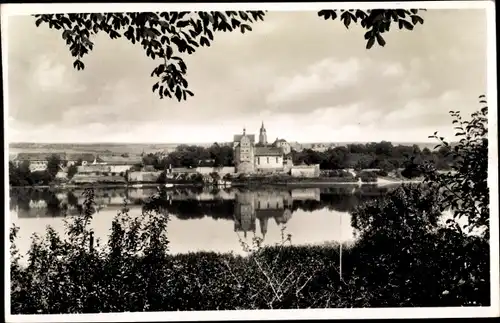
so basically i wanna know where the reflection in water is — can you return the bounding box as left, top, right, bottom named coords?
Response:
left=11, top=186, right=391, bottom=219
left=9, top=185, right=395, bottom=258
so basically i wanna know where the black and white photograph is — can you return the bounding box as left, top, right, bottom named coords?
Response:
left=2, top=1, right=498, bottom=321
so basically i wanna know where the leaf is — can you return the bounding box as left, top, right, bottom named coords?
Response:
left=200, top=37, right=210, bottom=47
left=366, top=37, right=375, bottom=49
left=375, top=33, right=386, bottom=47
left=176, top=20, right=190, bottom=28
left=401, top=19, right=414, bottom=30
left=411, top=15, right=424, bottom=25
left=175, top=86, right=182, bottom=101
left=318, top=10, right=331, bottom=20
left=72, top=59, right=84, bottom=71
left=166, top=45, right=173, bottom=59
left=240, top=24, right=252, bottom=33
left=62, top=30, right=71, bottom=40
left=35, top=18, right=43, bottom=27
left=342, top=12, right=352, bottom=28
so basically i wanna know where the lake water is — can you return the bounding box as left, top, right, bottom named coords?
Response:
left=9, top=185, right=400, bottom=259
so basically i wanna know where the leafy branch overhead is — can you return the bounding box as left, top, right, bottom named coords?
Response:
left=317, top=9, right=425, bottom=49
left=33, top=9, right=425, bottom=101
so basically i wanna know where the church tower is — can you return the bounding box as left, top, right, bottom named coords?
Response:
left=259, top=121, right=268, bottom=146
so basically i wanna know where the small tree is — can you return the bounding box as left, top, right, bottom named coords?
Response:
left=157, top=171, right=168, bottom=184
left=422, top=95, right=489, bottom=238
left=209, top=172, right=221, bottom=183
left=67, top=164, right=79, bottom=179
left=46, top=154, right=62, bottom=179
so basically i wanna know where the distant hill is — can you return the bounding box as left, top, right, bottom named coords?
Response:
left=8, top=141, right=448, bottom=155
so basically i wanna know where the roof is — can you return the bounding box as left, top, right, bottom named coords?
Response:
left=274, top=138, right=287, bottom=144
left=66, top=153, right=96, bottom=162
left=77, top=165, right=111, bottom=173
left=292, top=164, right=320, bottom=169
left=98, top=155, right=142, bottom=165
left=233, top=134, right=255, bottom=143
left=171, top=167, right=197, bottom=173
left=255, top=147, right=283, bottom=157
left=16, top=152, right=66, bottom=161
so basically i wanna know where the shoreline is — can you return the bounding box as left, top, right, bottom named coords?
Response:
left=9, top=178, right=423, bottom=190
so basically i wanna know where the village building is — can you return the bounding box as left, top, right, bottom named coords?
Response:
left=273, top=138, right=292, bottom=155
left=66, top=153, right=96, bottom=167
left=15, top=152, right=66, bottom=172
left=96, top=155, right=143, bottom=173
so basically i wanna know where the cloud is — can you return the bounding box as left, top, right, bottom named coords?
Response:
left=30, top=56, right=85, bottom=94
left=5, top=9, right=488, bottom=143
left=266, top=57, right=361, bottom=106
left=382, top=62, right=405, bottom=77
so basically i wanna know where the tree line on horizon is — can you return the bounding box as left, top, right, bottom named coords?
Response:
left=8, top=140, right=456, bottom=187
left=140, top=141, right=455, bottom=174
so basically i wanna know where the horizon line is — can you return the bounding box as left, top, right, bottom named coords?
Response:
left=7, top=140, right=445, bottom=145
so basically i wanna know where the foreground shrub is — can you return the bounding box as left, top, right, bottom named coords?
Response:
left=418, top=96, right=489, bottom=239
left=356, top=171, right=378, bottom=183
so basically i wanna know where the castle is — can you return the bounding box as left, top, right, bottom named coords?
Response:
left=233, top=122, right=292, bottom=174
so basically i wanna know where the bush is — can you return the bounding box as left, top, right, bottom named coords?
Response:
left=157, top=171, right=168, bottom=184
left=191, top=173, right=204, bottom=183
left=375, top=170, right=388, bottom=177
left=357, top=171, right=378, bottom=183
left=67, top=165, right=78, bottom=179
left=321, top=170, right=354, bottom=178
left=29, top=170, right=53, bottom=185
left=401, top=163, right=422, bottom=179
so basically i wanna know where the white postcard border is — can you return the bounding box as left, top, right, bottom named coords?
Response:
left=2, top=1, right=498, bottom=321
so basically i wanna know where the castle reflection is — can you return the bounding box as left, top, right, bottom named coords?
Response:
left=10, top=186, right=392, bottom=231
left=234, top=190, right=308, bottom=238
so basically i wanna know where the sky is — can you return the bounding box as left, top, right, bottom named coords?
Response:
left=5, top=8, right=488, bottom=143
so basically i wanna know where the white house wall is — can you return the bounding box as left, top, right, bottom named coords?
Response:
left=255, top=156, right=283, bottom=171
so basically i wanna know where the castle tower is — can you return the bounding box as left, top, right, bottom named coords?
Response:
left=259, top=121, right=267, bottom=146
